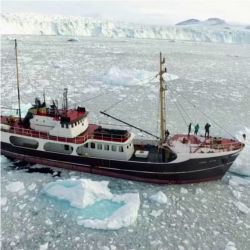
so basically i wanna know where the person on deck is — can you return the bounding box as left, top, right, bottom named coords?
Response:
left=165, top=130, right=170, bottom=139
left=194, top=124, right=199, bottom=135
left=188, top=123, right=192, bottom=136
left=205, top=123, right=211, bottom=138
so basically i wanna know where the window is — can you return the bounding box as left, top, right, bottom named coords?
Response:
left=10, top=136, right=39, bottom=149
left=84, top=143, right=88, bottom=148
left=44, top=142, right=73, bottom=155
left=104, top=144, right=109, bottom=151
left=111, top=145, right=117, bottom=152
left=119, top=146, right=124, bottom=152
left=61, top=124, right=64, bottom=128
left=97, top=144, right=102, bottom=150
left=66, top=124, right=69, bottom=128
left=91, top=142, right=95, bottom=149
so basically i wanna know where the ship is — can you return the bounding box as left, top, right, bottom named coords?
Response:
left=0, top=40, right=245, bottom=184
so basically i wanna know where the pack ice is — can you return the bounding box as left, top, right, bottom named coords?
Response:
left=42, top=179, right=140, bottom=230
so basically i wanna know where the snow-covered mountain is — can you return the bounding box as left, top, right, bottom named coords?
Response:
left=1, top=13, right=250, bottom=44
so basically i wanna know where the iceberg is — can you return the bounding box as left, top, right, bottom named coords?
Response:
left=42, top=179, right=140, bottom=230
left=1, top=13, right=250, bottom=44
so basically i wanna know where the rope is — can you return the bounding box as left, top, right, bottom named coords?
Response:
left=168, top=90, right=189, bottom=126
left=167, top=83, right=237, bottom=139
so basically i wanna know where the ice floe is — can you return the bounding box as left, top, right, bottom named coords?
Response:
left=234, top=201, right=249, bottom=214
left=149, top=191, right=168, bottom=204
left=43, top=179, right=140, bottom=230
left=6, top=181, right=25, bottom=193
left=43, top=179, right=113, bottom=209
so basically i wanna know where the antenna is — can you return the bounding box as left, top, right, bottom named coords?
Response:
left=14, top=39, right=22, bottom=123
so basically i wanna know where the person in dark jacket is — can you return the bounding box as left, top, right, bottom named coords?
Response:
left=205, top=123, right=211, bottom=137
left=188, top=123, right=192, bottom=136
left=194, top=124, right=199, bottom=135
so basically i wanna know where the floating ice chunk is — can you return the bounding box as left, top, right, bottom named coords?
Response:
left=231, top=190, right=241, bottom=199
left=150, top=209, right=164, bottom=217
left=164, top=73, right=179, bottom=82
left=39, top=242, right=48, bottom=250
left=43, top=179, right=113, bottom=209
left=6, top=181, right=24, bottom=193
left=224, top=241, right=237, bottom=250
left=229, top=175, right=250, bottom=187
left=195, top=187, right=204, bottom=194
left=79, top=193, right=140, bottom=230
left=1, top=197, right=7, bottom=206
left=230, top=127, right=250, bottom=177
left=28, top=183, right=37, bottom=191
left=43, top=179, right=140, bottom=230
left=180, top=187, right=188, bottom=194
left=234, top=201, right=249, bottom=214
left=149, top=191, right=168, bottom=204
left=45, top=218, right=53, bottom=225
left=101, top=66, right=154, bottom=87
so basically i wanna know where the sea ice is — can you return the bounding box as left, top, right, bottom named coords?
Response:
left=1, top=197, right=7, bottom=206
left=43, top=179, right=140, bottom=230
left=42, top=179, right=113, bottom=208
left=149, top=191, right=168, bottom=204
left=224, top=241, right=237, bottom=250
left=234, top=201, right=249, bottom=214
left=6, top=181, right=25, bottom=193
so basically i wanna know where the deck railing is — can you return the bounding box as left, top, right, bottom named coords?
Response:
left=1, top=126, right=130, bottom=144
left=189, top=141, right=244, bottom=153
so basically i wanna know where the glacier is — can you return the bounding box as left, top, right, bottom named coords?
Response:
left=1, top=13, right=250, bottom=44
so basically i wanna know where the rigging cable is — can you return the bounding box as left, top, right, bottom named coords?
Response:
left=167, top=83, right=237, bottom=139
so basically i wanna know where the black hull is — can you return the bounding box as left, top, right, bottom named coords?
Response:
left=1, top=142, right=239, bottom=184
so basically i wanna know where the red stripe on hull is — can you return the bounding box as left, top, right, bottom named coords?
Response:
left=1, top=150, right=223, bottom=184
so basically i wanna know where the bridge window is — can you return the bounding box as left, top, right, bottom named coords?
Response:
left=104, top=144, right=109, bottom=151
left=10, top=136, right=39, bottom=149
left=91, top=142, right=95, bottom=149
left=111, top=145, right=117, bottom=152
left=97, top=144, right=102, bottom=150
left=119, top=146, right=124, bottom=152
left=44, top=142, right=73, bottom=154
left=84, top=143, right=88, bottom=148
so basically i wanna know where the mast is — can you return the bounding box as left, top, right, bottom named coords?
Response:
left=14, top=39, right=22, bottom=123
left=159, top=52, right=167, bottom=144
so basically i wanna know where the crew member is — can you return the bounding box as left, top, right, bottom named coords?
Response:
left=194, top=124, right=199, bottom=135
left=205, top=123, right=211, bottom=138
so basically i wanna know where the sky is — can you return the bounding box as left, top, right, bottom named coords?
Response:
left=2, top=0, right=250, bottom=25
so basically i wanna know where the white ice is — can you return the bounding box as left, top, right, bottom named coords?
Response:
left=42, top=179, right=113, bottom=209
left=43, top=179, right=140, bottom=230
left=6, top=181, right=25, bottom=193
left=149, top=191, right=168, bottom=204
left=1, top=13, right=250, bottom=44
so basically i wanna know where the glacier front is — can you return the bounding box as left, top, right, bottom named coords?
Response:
left=1, top=13, right=250, bottom=44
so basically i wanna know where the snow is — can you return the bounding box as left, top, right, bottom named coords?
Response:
left=1, top=13, right=250, bottom=44
left=43, top=179, right=140, bottom=230
left=149, top=191, right=168, bottom=204
left=6, top=181, right=25, bottom=193
left=43, top=179, right=113, bottom=209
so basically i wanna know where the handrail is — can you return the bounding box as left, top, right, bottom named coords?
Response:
left=189, top=141, right=244, bottom=153
left=1, top=125, right=130, bottom=144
